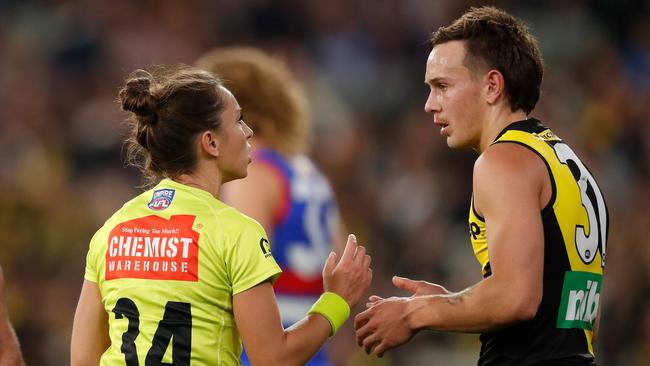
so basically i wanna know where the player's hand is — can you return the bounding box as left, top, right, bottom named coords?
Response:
left=322, top=234, right=372, bottom=307
left=354, top=296, right=417, bottom=357
left=366, top=276, right=449, bottom=305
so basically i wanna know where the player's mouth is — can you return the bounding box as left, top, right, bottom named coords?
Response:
left=435, top=120, right=449, bottom=136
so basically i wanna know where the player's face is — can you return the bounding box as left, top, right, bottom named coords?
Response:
left=216, top=86, right=253, bottom=183
left=424, top=41, right=486, bottom=150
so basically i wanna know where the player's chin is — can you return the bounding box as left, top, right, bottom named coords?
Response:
left=239, top=163, right=250, bottom=178
left=446, top=136, right=465, bottom=149
left=236, top=167, right=248, bottom=179
left=445, top=136, right=458, bottom=148
left=225, top=166, right=249, bottom=182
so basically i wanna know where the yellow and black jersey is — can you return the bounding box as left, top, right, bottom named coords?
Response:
left=468, top=119, right=608, bottom=366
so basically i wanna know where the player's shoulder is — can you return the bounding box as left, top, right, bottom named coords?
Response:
left=475, top=142, right=547, bottom=185
left=215, top=205, right=266, bottom=233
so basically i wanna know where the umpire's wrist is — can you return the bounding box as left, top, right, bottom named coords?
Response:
left=309, top=292, right=351, bottom=337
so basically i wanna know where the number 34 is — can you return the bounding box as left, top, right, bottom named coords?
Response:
left=113, top=298, right=191, bottom=366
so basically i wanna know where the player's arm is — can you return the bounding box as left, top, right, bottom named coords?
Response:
left=222, top=161, right=282, bottom=233
left=234, top=235, right=372, bottom=366
left=356, top=143, right=546, bottom=355
left=0, top=268, right=24, bottom=366
left=412, top=142, right=546, bottom=330
left=71, top=280, right=110, bottom=366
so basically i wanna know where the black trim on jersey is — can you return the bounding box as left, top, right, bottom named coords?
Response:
left=471, top=194, right=485, bottom=221
left=483, top=262, right=492, bottom=278
left=491, top=140, right=557, bottom=217
left=492, top=118, right=547, bottom=142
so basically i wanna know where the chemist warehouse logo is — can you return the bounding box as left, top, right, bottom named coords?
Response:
left=105, top=215, right=199, bottom=282
left=148, top=189, right=175, bottom=211
left=557, top=271, right=601, bottom=330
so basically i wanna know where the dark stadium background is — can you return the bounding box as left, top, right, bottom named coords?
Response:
left=0, top=0, right=648, bottom=364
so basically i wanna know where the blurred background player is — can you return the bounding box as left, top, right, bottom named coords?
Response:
left=70, top=66, right=372, bottom=365
left=0, top=266, right=23, bottom=366
left=197, top=47, right=349, bottom=366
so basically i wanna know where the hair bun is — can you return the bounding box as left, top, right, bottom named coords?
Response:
left=119, top=71, right=158, bottom=126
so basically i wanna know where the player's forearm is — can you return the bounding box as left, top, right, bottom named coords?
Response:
left=248, top=314, right=331, bottom=366
left=407, top=277, right=539, bottom=333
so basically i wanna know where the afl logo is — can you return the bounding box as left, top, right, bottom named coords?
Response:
left=148, top=189, right=175, bottom=211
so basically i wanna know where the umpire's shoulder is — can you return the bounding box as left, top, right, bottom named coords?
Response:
left=213, top=205, right=266, bottom=235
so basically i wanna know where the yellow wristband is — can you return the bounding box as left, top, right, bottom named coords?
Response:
left=308, top=292, right=350, bottom=337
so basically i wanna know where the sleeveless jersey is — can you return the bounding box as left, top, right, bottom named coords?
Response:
left=85, top=178, right=282, bottom=366
left=253, top=148, right=339, bottom=323
left=468, top=119, right=608, bottom=366
left=239, top=148, right=338, bottom=366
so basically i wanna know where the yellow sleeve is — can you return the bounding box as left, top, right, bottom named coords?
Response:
left=224, top=215, right=282, bottom=295
left=84, top=229, right=102, bottom=283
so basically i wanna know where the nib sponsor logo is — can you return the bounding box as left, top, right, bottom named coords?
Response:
left=557, top=271, right=602, bottom=330
left=105, top=215, right=199, bottom=281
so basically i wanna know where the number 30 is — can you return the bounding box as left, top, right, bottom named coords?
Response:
left=553, top=142, right=607, bottom=267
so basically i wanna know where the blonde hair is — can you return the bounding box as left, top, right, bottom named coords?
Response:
left=196, top=47, right=309, bottom=155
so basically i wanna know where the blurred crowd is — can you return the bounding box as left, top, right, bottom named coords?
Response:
left=0, top=0, right=648, bottom=365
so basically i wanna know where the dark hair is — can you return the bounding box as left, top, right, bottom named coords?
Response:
left=118, top=66, right=226, bottom=186
left=431, top=6, right=544, bottom=114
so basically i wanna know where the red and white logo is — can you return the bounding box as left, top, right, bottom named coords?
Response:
left=105, top=215, right=199, bottom=281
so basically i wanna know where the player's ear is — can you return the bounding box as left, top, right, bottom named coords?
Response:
left=200, top=130, right=220, bottom=158
left=484, top=69, right=505, bottom=105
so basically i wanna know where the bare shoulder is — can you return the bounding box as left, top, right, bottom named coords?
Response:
left=473, top=142, right=548, bottom=215
left=474, top=142, right=547, bottom=184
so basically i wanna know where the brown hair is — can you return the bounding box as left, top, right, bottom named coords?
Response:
left=118, top=66, right=226, bottom=186
left=196, top=47, right=309, bottom=155
left=431, top=6, right=544, bottom=114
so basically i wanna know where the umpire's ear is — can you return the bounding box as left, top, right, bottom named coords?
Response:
left=200, top=130, right=220, bottom=158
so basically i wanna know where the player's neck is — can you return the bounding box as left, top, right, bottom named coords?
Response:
left=173, top=168, right=222, bottom=199
left=478, top=108, right=528, bottom=153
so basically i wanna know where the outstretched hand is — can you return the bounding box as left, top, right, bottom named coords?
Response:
left=323, top=234, right=372, bottom=308
left=367, top=276, right=449, bottom=305
left=355, top=275, right=449, bottom=357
